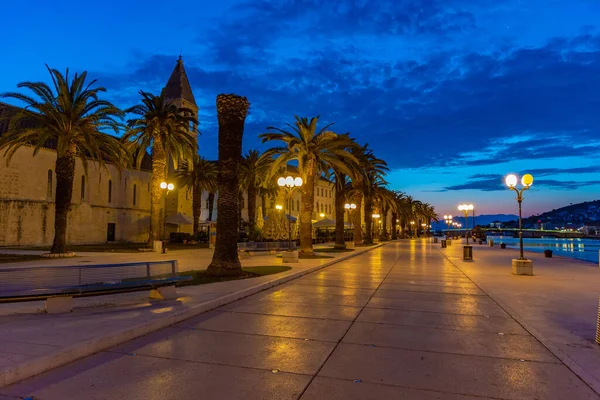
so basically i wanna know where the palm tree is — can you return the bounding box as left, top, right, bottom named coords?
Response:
left=206, top=94, right=250, bottom=276
left=374, top=186, right=397, bottom=240
left=332, top=170, right=352, bottom=249
left=0, top=66, right=127, bottom=254
left=123, top=90, right=198, bottom=247
left=177, top=155, right=217, bottom=235
left=390, top=191, right=406, bottom=240
left=351, top=144, right=388, bottom=245
left=240, top=149, right=271, bottom=239
left=259, top=116, right=357, bottom=256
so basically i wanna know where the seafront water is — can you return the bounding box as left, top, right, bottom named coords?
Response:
left=490, top=236, right=600, bottom=264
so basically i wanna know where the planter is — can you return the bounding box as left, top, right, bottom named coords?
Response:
left=282, top=250, right=299, bottom=263
left=544, top=250, right=553, bottom=258
left=512, top=259, right=533, bottom=276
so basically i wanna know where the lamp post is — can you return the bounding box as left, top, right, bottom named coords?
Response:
left=458, top=204, right=474, bottom=245
left=505, top=173, right=534, bottom=275
left=345, top=203, right=356, bottom=241
left=277, top=176, right=303, bottom=251
left=443, top=215, right=453, bottom=238
left=372, top=213, right=380, bottom=240
left=160, top=181, right=174, bottom=254
left=421, top=223, right=427, bottom=236
left=410, top=221, right=415, bottom=238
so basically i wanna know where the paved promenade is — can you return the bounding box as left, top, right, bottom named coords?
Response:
left=2, top=240, right=598, bottom=399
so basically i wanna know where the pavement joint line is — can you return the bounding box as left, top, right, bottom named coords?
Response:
left=338, top=341, right=562, bottom=365
left=351, top=320, right=532, bottom=336
left=363, top=305, right=512, bottom=318
left=437, top=245, right=600, bottom=397
left=374, top=288, right=487, bottom=296
left=0, top=243, right=385, bottom=388
left=372, top=292, right=491, bottom=302
left=314, top=374, right=508, bottom=400
left=170, top=326, right=341, bottom=343
left=99, top=349, right=316, bottom=378
left=295, top=245, right=400, bottom=399
left=214, top=309, right=361, bottom=322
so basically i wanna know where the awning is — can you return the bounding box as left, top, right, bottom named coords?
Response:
left=313, top=218, right=336, bottom=228
left=166, top=213, right=194, bottom=225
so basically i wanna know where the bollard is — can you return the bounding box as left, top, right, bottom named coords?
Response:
left=433, top=237, right=438, bottom=243
left=463, top=245, right=473, bottom=261
left=441, top=239, right=447, bottom=248
left=478, top=240, right=483, bottom=245
left=544, top=250, right=553, bottom=258
left=489, top=239, right=494, bottom=247
left=500, top=243, right=506, bottom=249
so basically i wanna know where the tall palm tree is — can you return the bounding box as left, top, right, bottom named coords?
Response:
left=240, top=149, right=271, bottom=239
left=351, top=144, right=388, bottom=245
left=390, top=191, right=406, bottom=240
left=123, top=90, right=198, bottom=247
left=177, top=155, right=217, bottom=235
left=207, top=94, right=250, bottom=276
left=0, top=66, right=127, bottom=253
left=259, top=116, right=357, bottom=256
left=332, top=170, right=352, bottom=249
left=374, top=186, right=397, bottom=240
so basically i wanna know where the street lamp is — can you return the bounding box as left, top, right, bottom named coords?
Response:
left=160, top=181, right=175, bottom=254
left=410, top=221, right=415, bottom=237
left=443, top=215, right=453, bottom=238
left=505, top=173, right=534, bottom=275
left=421, top=223, right=427, bottom=236
left=458, top=204, right=474, bottom=245
left=320, top=213, right=325, bottom=218
left=372, top=213, right=380, bottom=239
left=277, top=176, right=303, bottom=251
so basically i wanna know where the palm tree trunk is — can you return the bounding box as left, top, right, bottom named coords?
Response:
left=334, top=187, right=346, bottom=249
left=238, top=190, right=244, bottom=230
left=207, top=94, right=249, bottom=276
left=382, top=207, right=389, bottom=239
left=147, top=138, right=167, bottom=247
left=247, top=182, right=257, bottom=235
left=353, top=193, right=363, bottom=246
left=363, top=195, right=374, bottom=244
left=391, top=212, right=398, bottom=240
left=50, top=144, right=76, bottom=253
left=299, top=159, right=317, bottom=255
left=192, top=186, right=202, bottom=235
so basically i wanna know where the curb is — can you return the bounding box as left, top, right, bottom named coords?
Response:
left=0, top=243, right=384, bottom=388
left=439, top=246, right=600, bottom=397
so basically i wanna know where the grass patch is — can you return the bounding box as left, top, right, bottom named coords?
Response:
left=314, top=248, right=355, bottom=253
left=177, top=265, right=291, bottom=287
left=0, top=254, right=46, bottom=264
left=356, top=243, right=378, bottom=247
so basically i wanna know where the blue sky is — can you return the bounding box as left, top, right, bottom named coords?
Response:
left=1, top=0, right=599, bottom=216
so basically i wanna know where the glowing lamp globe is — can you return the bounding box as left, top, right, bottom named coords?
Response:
left=277, top=177, right=286, bottom=187
left=160, top=182, right=167, bottom=189
left=294, top=177, right=303, bottom=187
left=505, top=174, right=518, bottom=188
left=285, top=176, right=294, bottom=186
left=522, top=174, right=534, bottom=187
left=167, top=183, right=175, bottom=191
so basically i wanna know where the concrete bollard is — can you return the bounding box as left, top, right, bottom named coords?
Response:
left=441, top=240, right=447, bottom=248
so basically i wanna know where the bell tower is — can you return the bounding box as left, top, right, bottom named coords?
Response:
left=163, top=56, right=199, bottom=236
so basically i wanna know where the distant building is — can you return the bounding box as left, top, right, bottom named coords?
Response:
left=583, top=221, right=600, bottom=236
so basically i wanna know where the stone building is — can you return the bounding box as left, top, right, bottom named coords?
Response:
left=0, top=57, right=343, bottom=247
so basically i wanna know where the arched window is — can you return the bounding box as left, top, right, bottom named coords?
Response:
left=133, top=184, right=137, bottom=206
left=47, top=170, right=53, bottom=198
left=108, top=180, right=112, bottom=203
left=80, top=175, right=85, bottom=201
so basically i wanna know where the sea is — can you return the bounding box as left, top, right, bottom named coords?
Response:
left=489, top=236, right=600, bottom=264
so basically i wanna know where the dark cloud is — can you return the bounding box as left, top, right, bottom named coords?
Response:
left=89, top=1, right=600, bottom=170
left=442, top=174, right=600, bottom=192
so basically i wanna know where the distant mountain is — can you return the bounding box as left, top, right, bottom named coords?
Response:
left=432, top=214, right=517, bottom=230
left=522, top=199, right=600, bottom=227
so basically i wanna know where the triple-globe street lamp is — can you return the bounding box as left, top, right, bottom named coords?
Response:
left=277, top=176, right=303, bottom=251
left=443, top=215, right=453, bottom=238
left=345, top=203, right=356, bottom=240
left=372, top=213, right=380, bottom=239
left=458, top=204, right=474, bottom=245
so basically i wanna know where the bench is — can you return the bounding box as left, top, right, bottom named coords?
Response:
left=0, top=260, right=192, bottom=314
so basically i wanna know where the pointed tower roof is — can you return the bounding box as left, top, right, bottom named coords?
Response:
left=164, top=56, right=197, bottom=106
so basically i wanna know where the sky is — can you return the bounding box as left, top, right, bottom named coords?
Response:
left=1, top=0, right=599, bottom=217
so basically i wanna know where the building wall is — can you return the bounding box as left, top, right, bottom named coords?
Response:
left=0, top=147, right=153, bottom=246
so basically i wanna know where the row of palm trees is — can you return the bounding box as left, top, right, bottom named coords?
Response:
left=0, top=66, right=437, bottom=273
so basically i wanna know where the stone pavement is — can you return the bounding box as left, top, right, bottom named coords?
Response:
left=0, top=245, right=374, bottom=388
left=1, top=240, right=598, bottom=399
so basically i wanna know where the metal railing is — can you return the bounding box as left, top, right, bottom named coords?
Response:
left=0, top=260, right=178, bottom=298
left=237, top=242, right=297, bottom=251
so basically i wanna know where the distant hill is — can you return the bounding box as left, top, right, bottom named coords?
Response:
left=522, top=199, right=600, bottom=227
left=432, top=214, right=517, bottom=230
